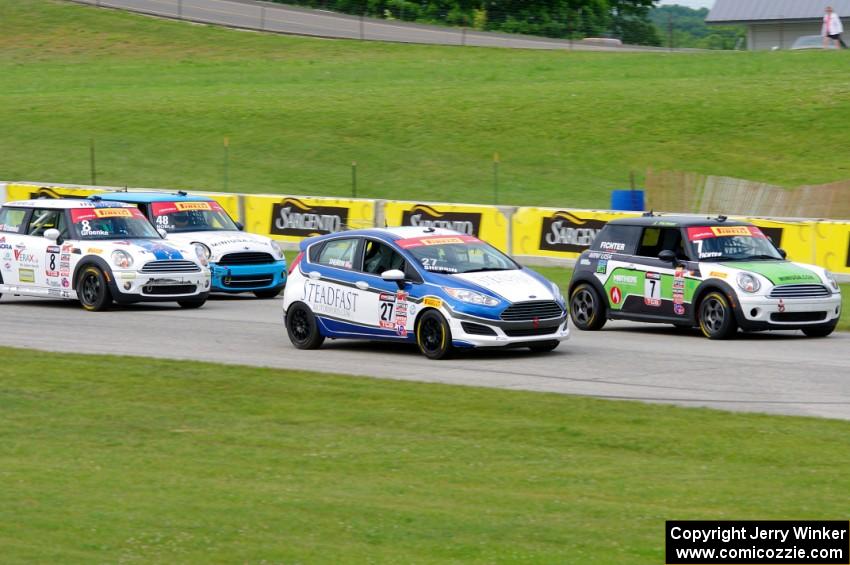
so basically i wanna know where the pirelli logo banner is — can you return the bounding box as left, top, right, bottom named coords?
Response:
left=512, top=207, right=641, bottom=259
left=384, top=201, right=510, bottom=252
left=244, top=195, right=376, bottom=242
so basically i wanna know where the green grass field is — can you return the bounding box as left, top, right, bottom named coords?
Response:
left=1, top=346, right=848, bottom=563
left=2, top=0, right=850, bottom=208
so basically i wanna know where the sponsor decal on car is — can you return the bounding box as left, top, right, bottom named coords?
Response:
left=0, top=237, right=11, bottom=250
left=709, top=271, right=727, bottom=279
left=424, top=297, right=442, bottom=308
left=175, top=202, right=213, bottom=212
left=19, top=268, right=35, bottom=283
left=610, top=286, right=622, bottom=305
left=93, top=208, right=133, bottom=218
left=687, top=225, right=766, bottom=241
left=302, top=280, right=358, bottom=318
left=539, top=211, right=605, bottom=253
left=599, top=241, right=626, bottom=252
left=396, top=235, right=478, bottom=248
left=271, top=198, right=348, bottom=237
left=672, top=266, right=686, bottom=315
left=401, top=205, right=481, bottom=236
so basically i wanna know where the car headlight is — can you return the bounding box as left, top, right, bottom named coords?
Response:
left=111, top=249, right=133, bottom=269
left=443, top=287, right=500, bottom=307
left=270, top=240, right=284, bottom=260
left=736, top=272, right=761, bottom=293
left=193, top=242, right=211, bottom=266
left=824, top=271, right=840, bottom=292
left=551, top=281, right=565, bottom=304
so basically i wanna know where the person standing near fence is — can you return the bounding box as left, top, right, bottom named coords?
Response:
left=823, top=6, right=847, bottom=49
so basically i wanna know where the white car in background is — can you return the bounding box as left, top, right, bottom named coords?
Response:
left=0, top=198, right=210, bottom=310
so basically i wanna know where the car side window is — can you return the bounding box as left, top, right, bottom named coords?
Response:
left=0, top=208, right=28, bottom=233
left=590, top=225, right=640, bottom=254
left=636, top=227, right=687, bottom=259
left=27, top=209, right=65, bottom=237
left=316, top=238, right=359, bottom=270
left=362, top=240, right=406, bottom=275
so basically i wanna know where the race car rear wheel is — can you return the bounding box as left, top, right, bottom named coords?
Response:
left=698, top=291, right=737, bottom=339
left=286, top=302, right=325, bottom=349
left=416, top=310, right=453, bottom=360
left=569, top=283, right=606, bottom=331
left=178, top=297, right=207, bottom=309
left=528, top=340, right=560, bottom=353
left=77, top=266, right=113, bottom=312
left=802, top=322, right=837, bottom=338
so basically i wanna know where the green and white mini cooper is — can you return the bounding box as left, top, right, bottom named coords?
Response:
left=568, top=215, right=842, bottom=339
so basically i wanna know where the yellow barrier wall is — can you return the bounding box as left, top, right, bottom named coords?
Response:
left=512, top=207, right=642, bottom=259
left=245, top=194, right=376, bottom=243
left=5, top=183, right=241, bottom=221
left=814, top=221, right=850, bottom=275
left=383, top=201, right=510, bottom=252
left=741, top=217, right=817, bottom=265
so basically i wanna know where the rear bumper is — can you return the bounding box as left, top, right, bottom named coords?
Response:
left=735, top=293, right=842, bottom=331
left=210, top=261, right=287, bottom=293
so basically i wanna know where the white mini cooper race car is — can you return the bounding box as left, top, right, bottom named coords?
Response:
left=0, top=198, right=211, bottom=310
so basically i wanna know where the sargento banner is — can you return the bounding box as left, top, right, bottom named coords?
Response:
left=384, top=201, right=509, bottom=251
left=244, top=195, right=375, bottom=243
left=513, top=207, right=641, bottom=259
left=400, top=204, right=482, bottom=236
left=539, top=211, right=607, bottom=253
left=270, top=198, right=349, bottom=237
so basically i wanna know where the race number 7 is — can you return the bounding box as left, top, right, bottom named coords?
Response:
left=645, top=278, right=661, bottom=300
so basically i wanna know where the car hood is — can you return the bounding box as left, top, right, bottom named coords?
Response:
left=164, top=231, right=279, bottom=260
left=451, top=269, right=556, bottom=302
left=719, top=261, right=821, bottom=285
left=81, top=239, right=195, bottom=262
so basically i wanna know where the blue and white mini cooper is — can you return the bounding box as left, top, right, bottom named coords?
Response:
left=98, top=192, right=287, bottom=298
left=282, top=227, right=570, bottom=359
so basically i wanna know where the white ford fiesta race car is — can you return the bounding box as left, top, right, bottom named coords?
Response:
left=0, top=198, right=211, bottom=310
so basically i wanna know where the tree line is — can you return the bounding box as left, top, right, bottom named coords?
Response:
left=273, top=0, right=662, bottom=45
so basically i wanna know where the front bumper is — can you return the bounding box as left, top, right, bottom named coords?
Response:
left=109, top=269, right=211, bottom=303
left=210, top=261, right=287, bottom=293
left=447, top=312, right=571, bottom=348
left=735, top=293, right=842, bottom=330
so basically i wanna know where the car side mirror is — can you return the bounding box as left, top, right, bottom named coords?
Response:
left=658, top=250, right=677, bottom=263
left=235, top=221, right=244, bottom=231
left=157, top=227, right=168, bottom=238
left=43, top=228, right=61, bottom=242
left=381, top=269, right=406, bottom=289
left=778, top=248, right=787, bottom=259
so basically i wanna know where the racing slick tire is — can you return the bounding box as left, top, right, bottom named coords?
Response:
left=801, top=321, right=837, bottom=338
left=77, top=266, right=113, bottom=312
left=416, top=309, right=453, bottom=360
left=286, top=302, right=325, bottom=350
left=253, top=287, right=283, bottom=299
left=569, top=283, right=607, bottom=331
left=178, top=297, right=207, bottom=309
left=697, top=291, right=738, bottom=340
left=528, top=340, right=560, bottom=353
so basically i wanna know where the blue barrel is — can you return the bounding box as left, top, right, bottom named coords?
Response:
left=610, top=189, right=645, bottom=211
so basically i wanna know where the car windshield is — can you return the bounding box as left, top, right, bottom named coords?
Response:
left=687, top=226, right=783, bottom=261
left=396, top=234, right=518, bottom=274
left=70, top=207, right=160, bottom=240
left=150, top=201, right=238, bottom=233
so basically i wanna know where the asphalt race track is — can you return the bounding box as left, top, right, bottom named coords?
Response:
left=1, top=294, right=848, bottom=420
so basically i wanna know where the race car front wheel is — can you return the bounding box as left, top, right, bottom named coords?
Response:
left=698, top=291, right=737, bottom=339
left=77, top=266, right=113, bottom=312
left=416, top=310, right=453, bottom=360
left=286, top=302, right=325, bottom=349
left=569, top=283, right=606, bottom=331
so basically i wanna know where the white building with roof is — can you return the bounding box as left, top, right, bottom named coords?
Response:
left=706, top=0, right=850, bottom=50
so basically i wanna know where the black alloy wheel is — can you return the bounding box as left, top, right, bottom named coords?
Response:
left=698, top=291, right=738, bottom=339
left=416, top=310, right=453, bottom=360
left=286, top=302, right=325, bottom=349
left=569, top=283, right=607, bottom=331
left=77, top=266, right=113, bottom=312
